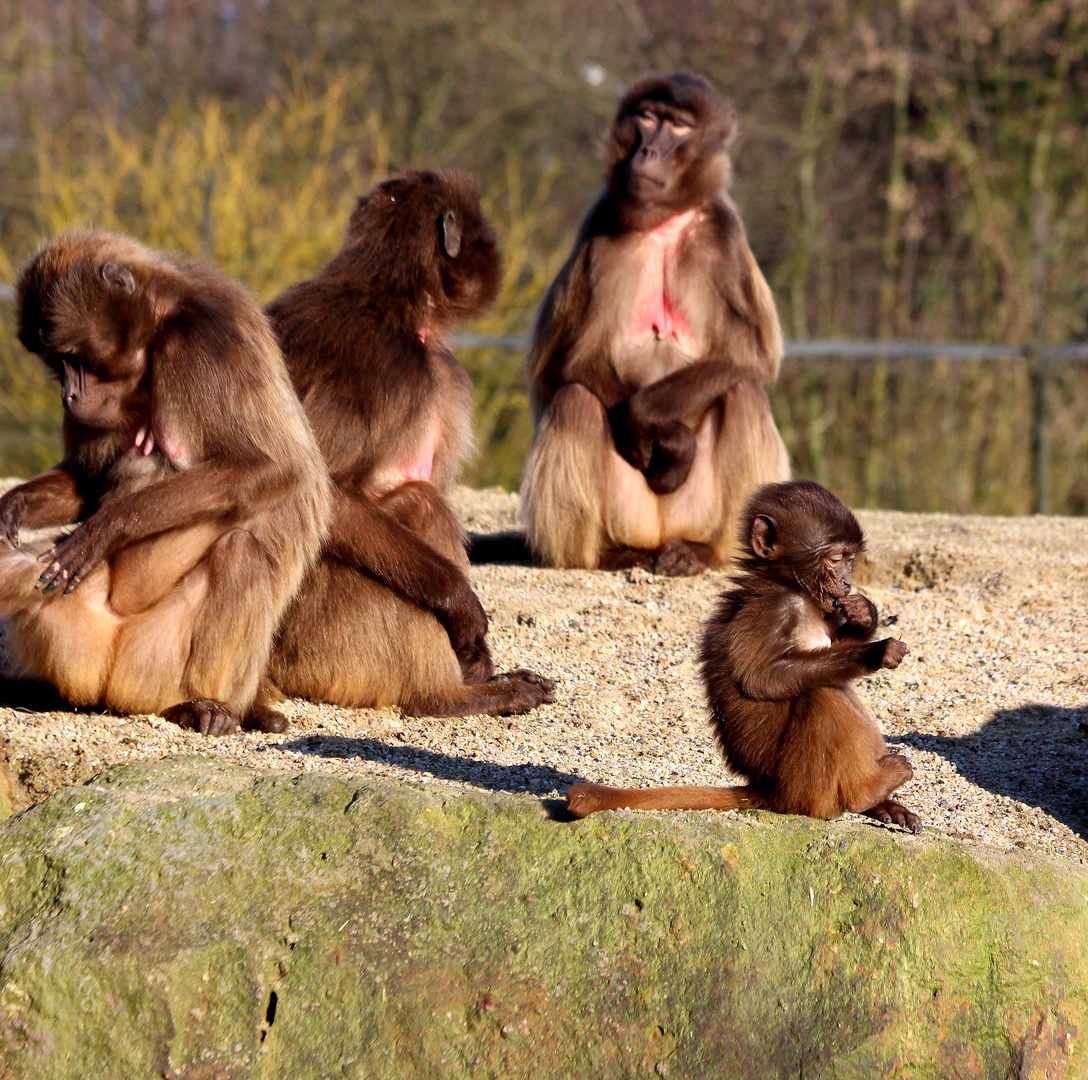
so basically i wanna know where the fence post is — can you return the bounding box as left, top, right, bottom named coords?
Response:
left=1029, top=189, right=1051, bottom=515
left=1030, top=351, right=1051, bottom=515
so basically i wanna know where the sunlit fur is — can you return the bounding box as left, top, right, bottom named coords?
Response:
left=0, top=229, right=330, bottom=733
left=267, top=171, right=552, bottom=718
left=522, top=72, right=788, bottom=574
left=567, top=481, right=920, bottom=832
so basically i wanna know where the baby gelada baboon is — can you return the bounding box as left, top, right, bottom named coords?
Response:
left=568, top=480, right=920, bottom=832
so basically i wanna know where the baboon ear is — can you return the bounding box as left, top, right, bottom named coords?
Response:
left=101, top=262, right=136, bottom=293
left=440, top=210, right=461, bottom=258
left=750, top=514, right=777, bottom=560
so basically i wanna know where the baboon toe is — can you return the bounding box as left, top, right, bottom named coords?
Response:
left=652, top=539, right=711, bottom=577
left=163, top=698, right=241, bottom=737
left=499, top=668, right=556, bottom=695
left=865, top=798, right=922, bottom=834
left=242, top=704, right=290, bottom=733
left=488, top=669, right=557, bottom=713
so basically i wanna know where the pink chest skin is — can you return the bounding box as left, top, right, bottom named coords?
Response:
left=371, top=409, right=441, bottom=493
left=630, top=210, right=697, bottom=343
left=398, top=431, right=437, bottom=484
left=131, top=418, right=192, bottom=469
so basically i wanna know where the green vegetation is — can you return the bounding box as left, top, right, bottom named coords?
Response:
left=0, top=1, right=1086, bottom=510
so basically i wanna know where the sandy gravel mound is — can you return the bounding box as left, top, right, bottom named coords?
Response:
left=1, top=483, right=1085, bottom=863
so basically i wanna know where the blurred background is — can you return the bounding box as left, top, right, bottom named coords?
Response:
left=0, top=0, right=1086, bottom=514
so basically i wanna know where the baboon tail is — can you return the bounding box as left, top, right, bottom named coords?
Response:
left=566, top=782, right=767, bottom=819
left=467, top=529, right=534, bottom=565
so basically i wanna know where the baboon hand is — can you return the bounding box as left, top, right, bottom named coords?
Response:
left=36, top=516, right=114, bottom=594
left=609, top=398, right=696, bottom=494
left=865, top=637, right=909, bottom=670
left=444, top=588, right=494, bottom=683
left=643, top=420, right=696, bottom=494
left=608, top=397, right=654, bottom=471
left=836, top=593, right=877, bottom=632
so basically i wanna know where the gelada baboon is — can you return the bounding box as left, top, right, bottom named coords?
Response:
left=568, top=481, right=921, bottom=832
left=520, top=72, right=789, bottom=576
left=267, top=170, right=554, bottom=716
left=0, top=230, right=330, bottom=734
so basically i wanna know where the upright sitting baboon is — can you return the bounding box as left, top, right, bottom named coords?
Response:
left=268, top=171, right=554, bottom=717
left=522, top=72, right=789, bottom=575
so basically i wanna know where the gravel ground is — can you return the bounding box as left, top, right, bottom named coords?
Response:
left=1, top=482, right=1086, bottom=864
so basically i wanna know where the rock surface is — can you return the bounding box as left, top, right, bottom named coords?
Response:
left=0, top=756, right=1084, bottom=1079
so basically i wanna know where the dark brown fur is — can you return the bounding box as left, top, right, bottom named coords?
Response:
left=267, top=170, right=554, bottom=717
left=521, top=72, right=789, bottom=575
left=567, top=480, right=921, bottom=832
left=0, top=230, right=331, bottom=734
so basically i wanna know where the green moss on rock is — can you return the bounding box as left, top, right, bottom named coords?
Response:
left=0, top=756, right=1083, bottom=1078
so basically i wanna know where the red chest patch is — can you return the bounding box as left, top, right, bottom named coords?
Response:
left=629, top=210, right=697, bottom=343
left=635, top=290, right=691, bottom=341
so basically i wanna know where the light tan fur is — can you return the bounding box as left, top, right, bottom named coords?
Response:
left=0, top=230, right=330, bottom=731
left=521, top=75, right=789, bottom=573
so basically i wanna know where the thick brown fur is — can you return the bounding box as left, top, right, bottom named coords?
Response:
left=0, top=229, right=331, bottom=734
left=267, top=170, right=554, bottom=717
left=567, top=480, right=921, bottom=832
left=521, top=72, right=789, bottom=575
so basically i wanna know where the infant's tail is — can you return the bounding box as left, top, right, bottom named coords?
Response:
left=566, top=782, right=767, bottom=819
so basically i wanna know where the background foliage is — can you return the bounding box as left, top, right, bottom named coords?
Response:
left=0, top=0, right=1086, bottom=511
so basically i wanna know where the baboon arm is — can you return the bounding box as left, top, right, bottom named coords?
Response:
left=324, top=488, right=486, bottom=643
left=99, top=455, right=293, bottom=543
left=622, top=359, right=754, bottom=428
left=736, top=641, right=875, bottom=700
left=0, top=468, right=83, bottom=537
left=705, top=202, right=783, bottom=383
left=35, top=455, right=297, bottom=594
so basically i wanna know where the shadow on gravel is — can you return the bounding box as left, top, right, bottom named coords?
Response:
left=0, top=675, right=72, bottom=712
left=277, top=733, right=584, bottom=797
left=900, top=704, right=1088, bottom=839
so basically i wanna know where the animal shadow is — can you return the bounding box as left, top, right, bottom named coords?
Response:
left=278, top=733, right=583, bottom=799
left=899, top=704, right=1088, bottom=839
left=0, top=675, right=72, bottom=712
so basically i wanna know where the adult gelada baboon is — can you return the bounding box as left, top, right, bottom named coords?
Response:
left=0, top=230, right=330, bottom=735
left=267, top=170, right=554, bottom=716
left=521, top=72, right=789, bottom=575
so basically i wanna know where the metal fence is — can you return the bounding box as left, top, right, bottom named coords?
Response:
left=2, top=283, right=1082, bottom=512
left=450, top=334, right=1087, bottom=514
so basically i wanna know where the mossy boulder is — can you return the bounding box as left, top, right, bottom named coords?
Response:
left=0, top=756, right=1083, bottom=1079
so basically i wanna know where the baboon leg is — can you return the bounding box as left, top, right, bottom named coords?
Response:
left=108, top=528, right=276, bottom=732
left=403, top=668, right=555, bottom=718
left=771, top=687, right=893, bottom=820
left=0, top=542, right=120, bottom=706
left=699, top=382, right=790, bottom=566
left=521, top=384, right=616, bottom=568
left=378, top=481, right=469, bottom=570
left=270, top=558, right=554, bottom=717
